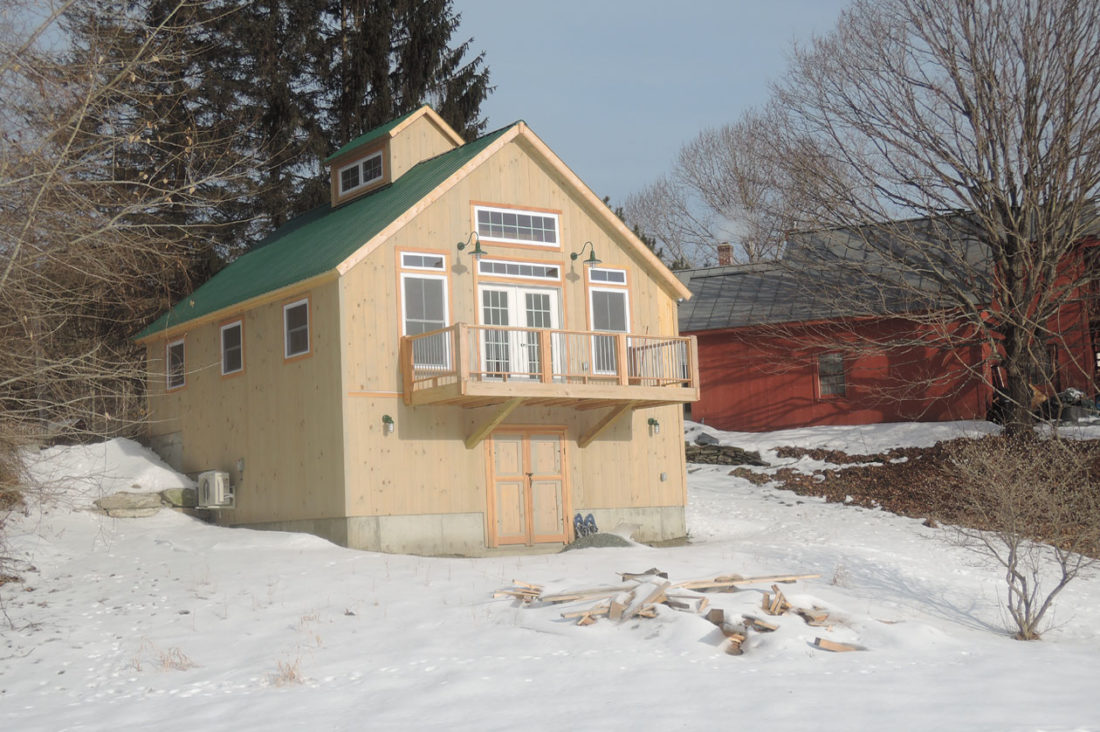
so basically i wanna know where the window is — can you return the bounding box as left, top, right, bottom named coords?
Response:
left=284, top=299, right=310, bottom=358
left=221, top=321, right=243, bottom=375
left=401, top=252, right=446, bottom=270
left=475, top=205, right=559, bottom=246
left=402, top=275, right=447, bottom=336
left=337, top=151, right=384, bottom=196
left=818, top=353, right=846, bottom=397
left=589, top=267, right=626, bottom=284
left=166, top=339, right=185, bottom=390
left=478, top=259, right=560, bottom=281
left=402, top=271, right=449, bottom=368
left=590, top=288, right=629, bottom=374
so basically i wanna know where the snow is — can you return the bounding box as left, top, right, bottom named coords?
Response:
left=3, top=424, right=1100, bottom=731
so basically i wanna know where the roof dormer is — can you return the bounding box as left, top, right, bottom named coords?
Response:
left=325, top=106, right=465, bottom=208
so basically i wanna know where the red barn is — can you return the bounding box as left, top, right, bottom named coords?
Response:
left=678, top=230, right=1098, bottom=433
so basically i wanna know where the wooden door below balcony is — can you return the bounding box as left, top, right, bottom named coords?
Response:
left=488, top=429, right=568, bottom=546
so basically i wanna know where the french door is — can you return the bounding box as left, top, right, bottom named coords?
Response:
left=479, top=285, right=560, bottom=378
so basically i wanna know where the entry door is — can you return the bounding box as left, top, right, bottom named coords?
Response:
left=489, top=430, right=567, bottom=546
left=480, top=286, right=560, bottom=378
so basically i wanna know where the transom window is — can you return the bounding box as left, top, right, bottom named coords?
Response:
left=818, top=353, right=846, bottom=397
left=589, top=267, right=626, bottom=285
left=338, top=151, right=384, bottom=196
left=401, top=252, right=446, bottom=270
left=166, top=339, right=185, bottom=390
left=475, top=205, right=559, bottom=246
left=221, top=321, right=243, bottom=375
left=478, top=259, right=560, bottom=281
left=284, top=299, right=310, bottom=359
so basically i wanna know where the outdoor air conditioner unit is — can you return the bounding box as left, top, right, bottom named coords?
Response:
left=197, top=470, right=234, bottom=509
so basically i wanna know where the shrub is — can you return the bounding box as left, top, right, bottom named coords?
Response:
left=941, top=434, right=1100, bottom=639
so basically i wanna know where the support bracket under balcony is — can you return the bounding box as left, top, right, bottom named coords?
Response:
left=465, top=398, right=525, bottom=449
left=578, top=401, right=638, bottom=448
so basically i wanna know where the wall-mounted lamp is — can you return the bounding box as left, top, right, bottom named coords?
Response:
left=570, top=241, right=602, bottom=267
left=457, top=232, right=486, bottom=260
left=647, top=417, right=660, bottom=436
left=382, top=414, right=395, bottom=434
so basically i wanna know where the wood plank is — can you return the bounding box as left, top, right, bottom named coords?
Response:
left=742, top=615, right=779, bottom=632
left=672, top=573, right=820, bottom=591
left=618, top=568, right=669, bottom=582
left=578, top=401, right=637, bottom=448
left=465, top=397, right=524, bottom=449
left=560, top=601, right=611, bottom=620
left=539, top=583, right=638, bottom=604
left=609, top=591, right=633, bottom=621
left=812, top=637, right=866, bottom=652
left=621, top=580, right=671, bottom=620
left=795, top=608, right=830, bottom=627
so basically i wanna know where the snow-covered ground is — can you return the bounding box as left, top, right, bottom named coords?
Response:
left=2, top=423, right=1099, bottom=731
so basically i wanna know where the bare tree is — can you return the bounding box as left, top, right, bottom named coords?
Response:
left=764, top=0, right=1100, bottom=431
left=0, top=1, right=257, bottom=447
left=626, top=109, right=803, bottom=266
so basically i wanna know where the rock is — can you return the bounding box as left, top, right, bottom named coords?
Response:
left=160, top=487, right=197, bottom=508
left=105, top=507, right=162, bottom=518
left=94, top=491, right=164, bottom=517
left=694, top=432, right=720, bottom=446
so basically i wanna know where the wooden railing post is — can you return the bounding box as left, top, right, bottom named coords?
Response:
left=539, top=329, right=553, bottom=383
left=616, top=333, right=629, bottom=386
left=456, top=324, right=469, bottom=394
left=689, top=336, right=700, bottom=391
left=400, top=336, right=413, bottom=405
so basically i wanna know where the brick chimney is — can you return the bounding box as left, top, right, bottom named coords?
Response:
left=717, top=243, right=733, bottom=266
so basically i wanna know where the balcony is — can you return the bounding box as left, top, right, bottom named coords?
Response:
left=400, top=324, right=699, bottom=411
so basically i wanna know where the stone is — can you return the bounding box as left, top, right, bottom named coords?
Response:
left=94, top=491, right=163, bottom=517
left=105, top=507, right=161, bottom=518
left=160, top=487, right=197, bottom=508
left=694, top=432, right=720, bottom=446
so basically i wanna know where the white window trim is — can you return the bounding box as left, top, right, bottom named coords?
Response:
left=283, top=298, right=310, bottom=359
left=337, top=150, right=384, bottom=196
left=166, top=338, right=185, bottom=390
left=220, top=320, right=244, bottom=376
left=478, top=258, right=562, bottom=282
left=399, top=271, right=450, bottom=336
left=474, top=204, right=560, bottom=247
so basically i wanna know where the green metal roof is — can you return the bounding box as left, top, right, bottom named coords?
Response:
left=136, top=123, right=515, bottom=340
left=322, top=108, right=421, bottom=164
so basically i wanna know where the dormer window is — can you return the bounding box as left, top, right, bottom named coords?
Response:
left=337, top=151, right=384, bottom=196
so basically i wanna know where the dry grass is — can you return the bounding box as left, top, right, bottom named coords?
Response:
left=270, top=658, right=303, bottom=686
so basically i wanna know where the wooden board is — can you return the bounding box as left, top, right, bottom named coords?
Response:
left=812, top=637, right=866, bottom=652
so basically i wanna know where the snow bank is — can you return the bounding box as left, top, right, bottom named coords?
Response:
left=20, top=437, right=193, bottom=506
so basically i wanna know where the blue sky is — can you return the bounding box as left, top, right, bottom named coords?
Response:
left=455, top=0, right=850, bottom=207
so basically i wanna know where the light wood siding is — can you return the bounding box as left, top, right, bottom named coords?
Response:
left=146, top=280, right=346, bottom=525
left=388, top=114, right=461, bottom=181
left=339, top=134, right=687, bottom=520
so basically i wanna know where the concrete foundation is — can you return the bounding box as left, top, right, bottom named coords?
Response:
left=220, top=504, right=685, bottom=556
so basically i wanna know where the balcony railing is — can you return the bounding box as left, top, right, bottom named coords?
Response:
left=400, top=324, right=699, bottom=406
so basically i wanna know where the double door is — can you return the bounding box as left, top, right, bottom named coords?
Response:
left=488, top=429, right=568, bottom=546
left=479, top=285, right=560, bottom=379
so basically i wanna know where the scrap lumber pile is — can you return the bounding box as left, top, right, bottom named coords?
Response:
left=494, top=569, right=852, bottom=655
